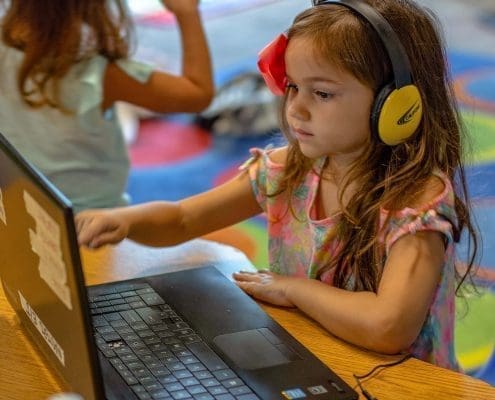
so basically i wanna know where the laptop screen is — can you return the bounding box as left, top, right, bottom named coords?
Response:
left=0, top=133, right=104, bottom=399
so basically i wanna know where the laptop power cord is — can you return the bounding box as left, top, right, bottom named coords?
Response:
left=352, top=353, right=412, bottom=400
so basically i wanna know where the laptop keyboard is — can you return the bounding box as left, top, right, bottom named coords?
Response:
left=89, top=282, right=260, bottom=400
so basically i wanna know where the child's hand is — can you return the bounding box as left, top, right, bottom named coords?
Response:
left=232, top=270, right=296, bottom=307
left=160, top=0, right=199, bottom=15
left=75, top=209, right=129, bottom=248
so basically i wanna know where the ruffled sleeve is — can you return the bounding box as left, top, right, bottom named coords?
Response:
left=61, top=56, right=154, bottom=128
left=379, top=173, right=458, bottom=255
left=240, top=145, right=284, bottom=212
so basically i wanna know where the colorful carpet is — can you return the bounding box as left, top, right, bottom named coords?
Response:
left=127, top=1, right=495, bottom=378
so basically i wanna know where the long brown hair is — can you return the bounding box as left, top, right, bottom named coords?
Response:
left=1, top=0, right=133, bottom=108
left=276, top=0, right=478, bottom=293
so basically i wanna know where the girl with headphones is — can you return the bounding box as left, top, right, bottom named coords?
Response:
left=76, top=0, right=478, bottom=370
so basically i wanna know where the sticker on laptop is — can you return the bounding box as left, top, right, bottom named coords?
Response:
left=19, top=290, right=66, bottom=366
left=0, top=188, right=6, bottom=225
left=307, top=385, right=328, bottom=395
left=24, top=190, right=72, bottom=310
left=281, top=388, right=307, bottom=399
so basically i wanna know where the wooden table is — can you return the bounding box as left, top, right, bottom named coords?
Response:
left=1, top=239, right=494, bottom=400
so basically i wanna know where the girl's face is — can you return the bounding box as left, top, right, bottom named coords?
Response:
left=285, top=36, right=375, bottom=165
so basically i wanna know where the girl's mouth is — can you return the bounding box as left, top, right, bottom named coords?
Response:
left=293, top=128, right=313, bottom=140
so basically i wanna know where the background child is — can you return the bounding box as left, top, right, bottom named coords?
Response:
left=0, top=0, right=213, bottom=211
left=75, top=0, right=478, bottom=371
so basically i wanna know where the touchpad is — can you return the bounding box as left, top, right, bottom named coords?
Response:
left=213, top=328, right=301, bottom=370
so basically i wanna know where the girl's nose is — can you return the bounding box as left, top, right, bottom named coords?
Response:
left=287, top=96, right=310, bottom=121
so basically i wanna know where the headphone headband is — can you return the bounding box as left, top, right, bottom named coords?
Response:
left=312, top=0, right=412, bottom=88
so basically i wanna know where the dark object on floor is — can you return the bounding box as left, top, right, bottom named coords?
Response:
left=479, top=11, right=495, bottom=30
left=196, top=71, right=280, bottom=136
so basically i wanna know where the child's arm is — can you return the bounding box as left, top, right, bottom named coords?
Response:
left=76, top=170, right=262, bottom=248
left=102, top=0, right=214, bottom=113
left=234, top=230, right=445, bottom=354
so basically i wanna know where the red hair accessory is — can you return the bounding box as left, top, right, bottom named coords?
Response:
left=257, top=33, right=288, bottom=96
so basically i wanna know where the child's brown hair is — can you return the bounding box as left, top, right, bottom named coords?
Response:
left=2, top=0, right=132, bottom=108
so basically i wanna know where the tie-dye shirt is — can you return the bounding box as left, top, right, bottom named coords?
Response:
left=245, top=147, right=460, bottom=370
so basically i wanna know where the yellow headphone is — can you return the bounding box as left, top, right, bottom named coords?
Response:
left=312, top=0, right=423, bottom=145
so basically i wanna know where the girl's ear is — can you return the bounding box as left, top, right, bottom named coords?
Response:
left=257, top=33, right=288, bottom=96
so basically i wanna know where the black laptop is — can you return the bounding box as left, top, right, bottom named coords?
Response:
left=0, top=132, right=357, bottom=400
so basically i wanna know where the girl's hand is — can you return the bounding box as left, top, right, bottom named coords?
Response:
left=160, top=0, right=199, bottom=15
left=75, top=209, right=129, bottom=248
left=232, top=270, right=296, bottom=307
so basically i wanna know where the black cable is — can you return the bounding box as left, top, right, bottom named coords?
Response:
left=354, top=377, right=378, bottom=400
left=352, top=353, right=413, bottom=400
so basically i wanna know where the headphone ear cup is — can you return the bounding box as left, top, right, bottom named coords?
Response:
left=371, top=83, right=423, bottom=146
left=370, top=83, right=395, bottom=143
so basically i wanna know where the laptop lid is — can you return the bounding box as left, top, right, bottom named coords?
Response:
left=0, top=132, right=104, bottom=400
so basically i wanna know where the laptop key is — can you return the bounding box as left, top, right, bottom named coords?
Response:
left=128, top=361, right=146, bottom=370
left=179, top=377, right=199, bottom=387
left=96, top=325, right=115, bottom=334
left=121, top=310, right=143, bottom=324
left=187, top=385, right=206, bottom=395
left=169, top=389, right=192, bottom=400
left=105, top=293, right=123, bottom=301
left=151, top=366, right=172, bottom=378
left=228, top=386, right=251, bottom=396
left=221, top=379, right=244, bottom=389
left=164, top=382, right=185, bottom=392
left=141, top=293, right=166, bottom=306
left=131, top=384, right=147, bottom=393
left=136, top=307, right=167, bottom=324
left=149, top=389, right=172, bottom=399
left=200, top=378, right=220, bottom=388
left=192, top=394, right=213, bottom=400
left=114, top=303, right=132, bottom=311
left=186, top=342, right=228, bottom=371
left=187, top=363, right=206, bottom=373
left=110, top=319, right=129, bottom=328
left=193, top=371, right=212, bottom=380
left=121, top=353, right=139, bottom=362
left=91, top=315, right=108, bottom=327
left=144, top=336, right=162, bottom=346
left=133, top=368, right=153, bottom=379
left=137, top=287, right=156, bottom=295
left=213, top=369, right=236, bottom=381
left=102, top=332, right=121, bottom=342
left=122, top=374, right=139, bottom=386
left=104, top=312, right=123, bottom=321
left=173, top=369, right=193, bottom=379
left=101, top=349, right=116, bottom=358
left=207, top=385, right=227, bottom=395
left=215, top=395, right=235, bottom=400
left=159, top=375, right=179, bottom=385
left=120, top=290, right=138, bottom=297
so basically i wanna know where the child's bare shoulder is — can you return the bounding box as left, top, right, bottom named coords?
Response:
left=265, top=146, right=288, bottom=165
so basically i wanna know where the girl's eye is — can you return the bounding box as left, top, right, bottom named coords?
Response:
left=315, top=90, right=333, bottom=99
left=286, top=82, right=298, bottom=91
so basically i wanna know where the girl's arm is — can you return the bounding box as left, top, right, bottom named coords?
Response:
left=235, top=230, right=445, bottom=354
left=76, top=171, right=262, bottom=248
left=102, top=0, right=214, bottom=113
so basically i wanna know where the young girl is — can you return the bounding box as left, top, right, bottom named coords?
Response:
left=0, top=0, right=213, bottom=211
left=76, top=0, right=478, bottom=371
